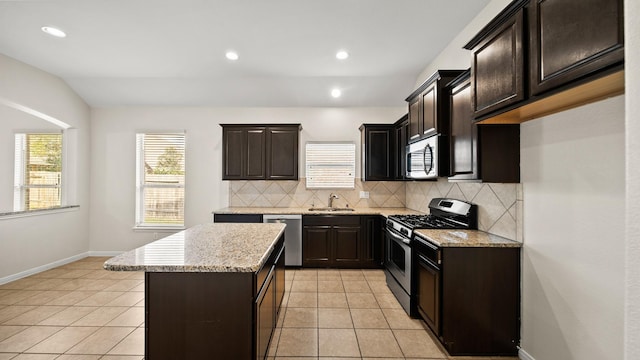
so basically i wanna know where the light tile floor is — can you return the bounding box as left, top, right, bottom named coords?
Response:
left=0, top=258, right=518, bottom=360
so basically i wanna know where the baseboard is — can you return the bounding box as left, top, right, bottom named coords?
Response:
left=0, top=252, right=89, bottom=285
left=519, top=348, right=536, bottom=360
left=88, top=251, right=123, bottom=257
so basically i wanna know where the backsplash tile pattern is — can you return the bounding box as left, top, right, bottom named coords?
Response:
left=229, top=179, right=406, bottom=209
left=406, top=179, right=521, bottom=241
left=228, top=178, right=521, bottom=242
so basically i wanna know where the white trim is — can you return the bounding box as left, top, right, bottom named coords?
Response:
left=88, top=251, right=124, bottom=257
left=0, top=252, right=89, bottom=285
left=519, top=348, right=535, bottom=360
left=0, top=205, right=80, bottom=220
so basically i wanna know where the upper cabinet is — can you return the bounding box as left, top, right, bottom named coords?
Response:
left=360, top=124, right=396, bottom=181
left=528, top=0, right=624, bottom=95
left=467, top=4, right=525, bottom=118
left=464, top=0, right=624, bottom=123
left=394, top=114, right=409, bottom=180
left=221, top=124, right=300, bottom=180
left=405, top=70, right=464, bottom=143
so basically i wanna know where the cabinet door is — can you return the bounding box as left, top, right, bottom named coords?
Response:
left=361, top=216, right=383, bottom=268
left=471, top=9, right=524, bottom=117
left=421, top=83, right=437, bottom=137
left=255, top=269, right=275, bottom=360
left=222, top=128, right=245, bottom=180
left=333, top=226, right=361, bottom=268
left=274, top=245, right=286, bottom=315
left=246, top=128, right=266, bottom=179
left=408, top=96, right=422, bottom=142
left=302, top=226, right=331, bottom=267
left=362, top=127, right=394, bottom=181
left=267, top=127, right=299, bottom=180
left=449, top=75, right=478, bottom=180
left=394, top=120, right=408, bottom=180
left=529, top=0, right=624, bottom=95
left=416, top=257, right=440, bottom=336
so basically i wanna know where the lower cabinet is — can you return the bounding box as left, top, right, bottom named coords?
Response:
left=302, top=215, right=383, bottom=268
left=145, top=235, right=284, bottom=360
left=413, top=237, right=520, bottom=356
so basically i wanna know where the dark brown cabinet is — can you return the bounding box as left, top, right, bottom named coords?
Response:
left=221, top=124, right=300, bottom=180
left=405, top=70, right=464, bottom=143
left=413, top=236, right=520, bottom=356
left=303, top=215, right=361, bottom=268
left=447, top=71, right=520, bottom=183
left=213, top=213, right=263, bottom=223
left=528, top=0, right=624, bottom=95
left=145, top=235, right=285, bottom=360
left=360, top=124, right=396, bottom=181
left=464, top=0, right=624, bottom=123
left=466, top=2, right=526, bottom=118
left=303, top=215, right=382, bottom=268
left=394, top=115, right=409, bottom=180
left=360, top=215, right=384, bottom=268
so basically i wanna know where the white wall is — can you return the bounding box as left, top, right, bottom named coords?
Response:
left=0, top=54, right=91, bottom=281
left=89, top=107, right=404, bottom=252
left=624, top=0, right=640, bottom=358
left=520, top=96, right=625, bottom=360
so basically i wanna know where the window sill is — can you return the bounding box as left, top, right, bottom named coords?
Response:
left=0, top=205, right=80, bottom=220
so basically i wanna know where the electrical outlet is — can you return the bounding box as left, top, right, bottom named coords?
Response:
left=359, top=191, right=369, bottom=199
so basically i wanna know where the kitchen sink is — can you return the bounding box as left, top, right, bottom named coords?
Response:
left=308, top=207, right=355, bottom=212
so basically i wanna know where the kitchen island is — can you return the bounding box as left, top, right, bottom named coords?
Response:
left=104, top=222, right=286, bottom=360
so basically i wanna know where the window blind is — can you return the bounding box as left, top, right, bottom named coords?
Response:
left=135, top=132, right=185, bottom=227
left=305, top=142, right=355, bottom=189
left=13, top=132, right=63, bottom=211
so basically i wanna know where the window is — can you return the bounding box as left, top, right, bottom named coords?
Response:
left=305, top=142, right=356, bottom=189
left=135, top=132, right=185, bottom=228
left=14, top=132, right=63, bottom=211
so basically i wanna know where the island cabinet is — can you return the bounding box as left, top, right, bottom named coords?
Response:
left=360, top=124, right=396, bottom=181
left=465, top=0, right=624, bottom=122
left=104, top=223, right=289, bottom=360
left=447, top=70, right=520, bottom=183
left=405, top=70, right=465, bottom=143
left=302, top=215, right=383, bottom=268
left=221, top=124, right=300, bottom=180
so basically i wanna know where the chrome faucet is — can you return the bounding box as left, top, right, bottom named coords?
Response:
left=328, top=193, right=339, bottom=208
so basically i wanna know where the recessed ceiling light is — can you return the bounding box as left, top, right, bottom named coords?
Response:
left=331, top=88, right=342, bottom=98
left=336, top=50, right=349, bottom=60
left=225, top=51, right=239, bottom=61
left=41, top=26, right=66, bottom=38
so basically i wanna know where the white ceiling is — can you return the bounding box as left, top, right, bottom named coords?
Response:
left=0, top=0, right=490, bottom=107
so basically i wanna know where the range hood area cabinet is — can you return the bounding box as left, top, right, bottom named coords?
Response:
left=447, top=71, right=520, bottom=183
left=221, top=124, right=300, bottom=180
left=405, top=70, right=465, bottom=143
left=465, top=0, right=624, bottom=123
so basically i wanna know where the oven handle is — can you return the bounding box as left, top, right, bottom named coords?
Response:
left=386, top=228, right=411, bottom=245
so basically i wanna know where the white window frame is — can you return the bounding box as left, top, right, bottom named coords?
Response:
left=135, top=132, right=186, bottom=230
left=305, top=142, right=356, bottom=189
left=13, top=131, right=64, bottom=212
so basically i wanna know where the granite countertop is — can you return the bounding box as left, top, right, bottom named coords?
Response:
left=213, top=207, right=425, bottom=218
left=104, top=222, right=286, bottom=273
left=414, top=229, right=521, bottom=248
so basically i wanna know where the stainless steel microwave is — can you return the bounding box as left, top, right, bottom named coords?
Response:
left=406, top=136, right=438, bottom=179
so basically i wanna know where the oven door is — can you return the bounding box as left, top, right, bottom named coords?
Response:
left=384, top=227, right=412, bottom=293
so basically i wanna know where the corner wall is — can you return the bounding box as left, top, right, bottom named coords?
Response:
left=0, top=54, right=91, bottom=282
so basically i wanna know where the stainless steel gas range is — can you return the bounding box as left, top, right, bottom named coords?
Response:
left=384, top=198, right=477, bottom=315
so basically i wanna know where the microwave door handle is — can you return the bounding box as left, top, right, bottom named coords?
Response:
left=425, top=144, right=434, bottom=174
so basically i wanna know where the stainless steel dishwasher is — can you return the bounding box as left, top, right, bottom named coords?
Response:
left=263, top=214, right=302, bottom=266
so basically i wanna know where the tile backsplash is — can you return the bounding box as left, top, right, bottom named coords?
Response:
left=228, top=179, right=406, bottom=209
left=406, top=179, right=522, bottom=242
left=228, top=178, right=521, bottom=241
